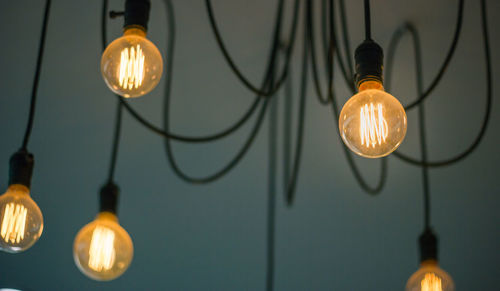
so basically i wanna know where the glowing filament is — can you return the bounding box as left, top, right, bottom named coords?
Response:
left=421, top=273, right=443, bottom=291
left=360, top=103, right=388, bottom=148
left=1, top=203, right=27, bottom=244
left=119, top=44, right=145, bottom=90
left=88, top=226, right=116, bottom=272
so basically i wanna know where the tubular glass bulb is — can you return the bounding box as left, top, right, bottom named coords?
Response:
left=73, top=212, right=133, bottom=281
left=406, top=260, right=455, bottom=291
left=101, top=28, right=163, bottom=98
left=0, top=184, right=43, bottom=253
left=339, top=81, right=407, bottom=158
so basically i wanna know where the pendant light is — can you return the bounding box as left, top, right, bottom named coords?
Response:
left=338, top=0, right=407, bottom=158
left=101, top=0, right=163, bottom=98
left=0, top=0, right=51, bottom=253
left=73, top=182, right=133, bottom=281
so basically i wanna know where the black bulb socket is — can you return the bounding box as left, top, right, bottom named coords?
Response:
left=354, top=39, right=384, bottom=88
left=419, top=228, right=438, bottom=263
left=124, top=0, right=151, bottom=32
left=8, top=149, right=34, bottom=189
left=99, top=182, right=119, bottom=215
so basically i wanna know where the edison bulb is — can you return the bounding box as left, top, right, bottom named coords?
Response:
left=406, top=260, right=455, bottom=291
left=339, top=81, right=407, bottom=158
left=0, top=184, right=43, bottom=253
left=101, top=27, right=163, bottom=98
left=73, top=212, right=133, bottom=281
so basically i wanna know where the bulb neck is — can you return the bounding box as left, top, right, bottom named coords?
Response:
left=8, top=150, right=34, bottom=189
left=99, top=182, right=119, bottom=215
left=6, top=184, right=30, bottom=196
left=420, top=259, right=439, bottom=268
left=96, top=211, right=119, bottom=223
left=124, top=0, right=151, bottom=32
left=358, top=80, right=384, bottom=92
left=419, top=228, right=438, bottom=263
left=123, top=27, right=147, bottom=37
left=354, top=40, right=384, bottom=89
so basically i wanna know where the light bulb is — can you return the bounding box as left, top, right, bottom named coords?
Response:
left=73, top=212, right=133, bottom=281
left=339, top=81, right=407, bottom=158
left=406, top=260, right=455, bottom=291
left=0, top=184, right=43, bottom=253
left=101, top=27, right=163, bottom=98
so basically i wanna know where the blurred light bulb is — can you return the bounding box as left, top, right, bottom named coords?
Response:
left=101, top=28, right=163, bottom=98
left=406, top=260, right=455, bottom=291
left=339, top=81, right=407, bottom=158
left=0, top=184, right=43, bottom=253
left=73, top=212, right=133, bottom=281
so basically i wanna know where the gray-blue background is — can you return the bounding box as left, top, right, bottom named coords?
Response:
left=0, top=0, right=499, bottom=290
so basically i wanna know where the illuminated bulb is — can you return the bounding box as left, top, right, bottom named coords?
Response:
left=339, top=81, right=407, bottom=158
left=406, top=260, right=455, bottom=291
left=0, top=184, right=43, bottom=253
left=101, top=27, right=163, bottom=98
left=73, top=212, right=133, bottom=281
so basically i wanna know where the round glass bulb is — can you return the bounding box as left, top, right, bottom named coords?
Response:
left=73, top=212, right=133, bottom=281
left=406, top=260, right=455, bottom=291
left=101, top=28, right=163, bottom=98
left=339, top=81, right=407, bottom=158
left=0, top=184, right=43, bottom=253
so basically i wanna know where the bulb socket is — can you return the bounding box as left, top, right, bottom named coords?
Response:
left=124, top=0, right=151, bottom=32
left=354, top=40, right=384, bottom=89
left=419, top=228, right=438, bottom=263
left=8, top=149, right=34, bottom=189
left=99, top=182, right=119, bottom=215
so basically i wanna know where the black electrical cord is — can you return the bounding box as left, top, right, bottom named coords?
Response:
left=363, top=0, right=371, bottom=40
left=307, top=0, right=333, bottom=105
left=386, top=0, right=491, bottom=168
left=320, top=0, right=386, bottom=195
left=284, top=6, right=309, bottom=206
left=107, top=102, right=123, bottom=183
left=102, top=0, right=300, bottom=143
left=266, top=67, right=278, bottom=291
left=102, top=0, right=124, bottom=184
left=403, top=0, right=464, bottom=111
left=400, top=25, right=432, bottom=230
left=204, top=0, right=300, bottom=98
left=282, top=66, right=293, bottom=204
left=331, top=0, right=355, bottom=93
left=21, top=0, right=51, bottom=150
left=160, top=0, right=279, bottom=184
left=334, top=0, right=464, bottom=111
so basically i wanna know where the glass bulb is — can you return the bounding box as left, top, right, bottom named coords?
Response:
left=0, top=184, right=43, bottom=253
left=101, top=28, right=163, bottom=98
left=73, top=212, right=133, bottom=281
left=406, top=260, right=455, bottom=291
left=339, top=81, right=407, bottom=158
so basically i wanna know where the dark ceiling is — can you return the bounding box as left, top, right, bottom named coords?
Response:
left=0, top=0, right=499, bottom=290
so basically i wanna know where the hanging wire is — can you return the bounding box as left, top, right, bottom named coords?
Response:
left=330, top=0, right=355, bottom=93
left=334, top=0, right=465, bottom=111
left=283, top=3, right=309, bottom=206
left=398, top=24, right=432, bottom=229
left=204, top=0, right=300, bottom=97
left=21, top=0, right=51, bottom=150
left=307, top=0, right=332, bottom=105
left=403, top=0, right=464, bottom=111
left=363, top=0, right=371, bottom=40
left=386, top=0, right=491, bottom=168
left=321, top=0, right=386, bottom=195
left=102, top=0, right=124, bottom=183
left=107, top=102, right=123, bottom=182
left=103, top=0, right=299, bottom=143
left=161, top=0, right=277, bottom=184
left=266, top=64, right=278, bottom=291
